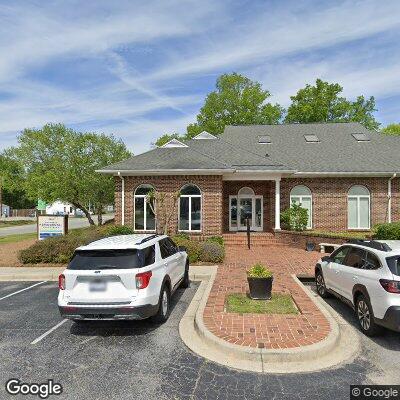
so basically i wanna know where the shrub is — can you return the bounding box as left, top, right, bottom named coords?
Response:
left=373, top=222, right=400, bottom=240
left=172, top=235, right=201, bottom=263
left=19, top=235, right=82, bottom=264
left=19, top=226, right=107, bottom=264
left=280, top=203, right=308, bottom=231
left=206, top=235, right=224, bottom=246
left=247, top=263, right=273, bottom=278
left=199, top=242, right=225, bottom=263
left=106, top=225, right=134, bottom=236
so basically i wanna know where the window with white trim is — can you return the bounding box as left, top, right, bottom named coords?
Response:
left=134, top=184, right=155, bottom=231
left=179, top=184, right=201, bottom=231
left=290, top=185, right=312, bottom=229
left=348, top=185, right=370, bottom=229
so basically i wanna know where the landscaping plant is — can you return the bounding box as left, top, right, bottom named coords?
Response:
left=280, top=202, right=308, bottom=231
left=247, top=263, right=274, bottom=300
left=373, top=222, right=400, bottom=240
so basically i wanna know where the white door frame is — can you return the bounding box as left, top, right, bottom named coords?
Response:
left=229, top=195, right=263, bottom=231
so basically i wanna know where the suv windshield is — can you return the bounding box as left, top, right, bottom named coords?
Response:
left=68, top=249, right=142, bottom=270
left=386, top=256, right=400, bottom=277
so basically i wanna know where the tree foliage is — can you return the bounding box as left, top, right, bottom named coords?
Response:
left=280, top=202, right=308, bottom=231
left=10, top=123, right=131, bottom=225
left=186, top=73, right=283, bottom=138
left=285, top=79, right=380, bottom=130
left=381, top=123, right=400, bottom=135
left=0, top=152, right=34, bottom=209
left=153, top=133, right=185, bottom=147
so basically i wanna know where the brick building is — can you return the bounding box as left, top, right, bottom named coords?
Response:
left=98, top=123, right=400, bottom=235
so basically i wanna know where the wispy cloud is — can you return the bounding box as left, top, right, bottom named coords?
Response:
left=0, top=0, right=399, bottom=154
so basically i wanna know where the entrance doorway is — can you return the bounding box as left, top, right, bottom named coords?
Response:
left=229, top=187, right=263, bottom=231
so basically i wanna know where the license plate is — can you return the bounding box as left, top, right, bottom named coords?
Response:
left=89, top=280, right=107, bottom=292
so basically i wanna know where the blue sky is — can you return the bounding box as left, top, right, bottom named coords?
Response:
left=0, top=0, right=399, bottom=155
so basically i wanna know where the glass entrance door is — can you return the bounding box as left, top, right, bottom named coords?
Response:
left=238, top=198, right=252, bottom=230
left=229, top=196, right=263, bottom=231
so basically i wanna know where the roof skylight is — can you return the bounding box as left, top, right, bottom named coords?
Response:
left=352, top=133, right=370, bottom=142
left=258, top=135, right=271, bottom=144
left=304, top=134, right=319, bottom=142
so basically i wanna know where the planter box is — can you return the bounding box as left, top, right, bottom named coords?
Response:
left=247, top=276, right=273, bottom=300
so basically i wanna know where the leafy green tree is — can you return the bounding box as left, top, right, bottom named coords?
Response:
left=0, top=152, right=34, bottom=210
left=153, top=133, right=185, bottom=147
left=186, top=73, right=283, bottom=138
left=10, top=123, right=131, bottom=225
left=285, top=79, right=380, bottom=130
left=381, top=123, right=400, bottom=135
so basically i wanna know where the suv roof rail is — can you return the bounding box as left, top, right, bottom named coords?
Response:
left=136, top=234, right=158, bottom=245
left=346, top=239, right=392, bottom=252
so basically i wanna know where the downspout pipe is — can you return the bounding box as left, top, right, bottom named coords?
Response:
left=388, top=173, right=397, bottom=223
left=118, top=172, right=125, bottom=226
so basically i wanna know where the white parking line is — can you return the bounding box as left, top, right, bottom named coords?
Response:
left=0, top=281, right=47, bottom=301
left=31, top=319, right=68, bottom=345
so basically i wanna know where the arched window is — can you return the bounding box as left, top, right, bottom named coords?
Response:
left=238, top=187, right=255, bottom=196
left=134, top=184, right=155, bottom=231
left=348, top=185, right=370, bottom=229
left=290, top=185, right=312, bottom=229
left=179, top=184, right=201, bottom=231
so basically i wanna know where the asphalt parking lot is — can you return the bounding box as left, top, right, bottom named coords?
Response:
left=0, top=281, right=399, bottom=400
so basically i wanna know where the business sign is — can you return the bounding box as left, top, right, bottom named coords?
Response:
left=37, top=215, right=68, bottom=240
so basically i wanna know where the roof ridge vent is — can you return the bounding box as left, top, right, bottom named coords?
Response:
left=193, top=131, right=217, bottom=140
left=161, top=139, right=188, bottom=148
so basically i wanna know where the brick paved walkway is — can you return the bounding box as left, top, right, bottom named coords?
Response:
left=203, top=245, right=331, bottom=349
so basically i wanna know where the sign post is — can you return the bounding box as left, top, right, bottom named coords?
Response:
left=37, top=215, right=68, bottom=240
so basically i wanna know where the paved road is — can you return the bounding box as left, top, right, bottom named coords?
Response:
left=0, top=281, right=399, bottom=400
left=0, top=215, right=114, bottom=237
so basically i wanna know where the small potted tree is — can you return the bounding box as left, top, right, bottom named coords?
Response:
left=247, top=263, right=274, bottom=300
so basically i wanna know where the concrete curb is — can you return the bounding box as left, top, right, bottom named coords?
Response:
left=181, top=267, right=361, bottom=373
left=0, top=267, right=65, bottom=281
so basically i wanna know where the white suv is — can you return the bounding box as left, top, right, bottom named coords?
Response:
left=315, top=240, right=400, bottom=336
left=58, top=234, right=189, bottom=323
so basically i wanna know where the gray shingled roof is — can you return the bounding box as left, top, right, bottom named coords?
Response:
left=221, top=122, right=400, bottom=173
left=99, top=122, right=400, bottom=174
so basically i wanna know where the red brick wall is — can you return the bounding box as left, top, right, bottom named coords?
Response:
left=114, top=176, right=400, bottom=234
left=222, top=181, right=274, bottom=232
left=280, top=177, right=398, bottom=231
left=114, top=175, right=223, bottom=235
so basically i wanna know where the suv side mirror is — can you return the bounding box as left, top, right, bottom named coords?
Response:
left=321, top=256, right=332, bottom=262
left=178, top=246, right=187, bottom=252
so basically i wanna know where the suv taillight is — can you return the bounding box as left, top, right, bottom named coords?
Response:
left=58, top=274, right=65, bottom=290
left=135, top=271, right=152, bottom=289
left=379, top=279, right=400, bottom=294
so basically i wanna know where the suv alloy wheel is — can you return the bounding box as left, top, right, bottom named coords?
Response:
left=315, top=270, right=330, bottom=298
left=152, top=285, right=171, bottom=324
left=355, top=295, right=382, bottom=336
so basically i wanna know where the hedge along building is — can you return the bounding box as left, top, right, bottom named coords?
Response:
left=98, top=122, right=400, bottom=236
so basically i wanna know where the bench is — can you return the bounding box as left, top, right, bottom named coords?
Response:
left=319, top=243, right=341, bottom=253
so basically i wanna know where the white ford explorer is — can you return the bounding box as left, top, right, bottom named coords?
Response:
left=315, top=239, right=400, bottom=336
left=58, top=234, right=189, bottom=323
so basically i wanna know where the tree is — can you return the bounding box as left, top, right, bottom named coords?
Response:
left=0, top=152, right=34, bottom=210
left=153, top=133, right=185, bottom=147
left=381, top=123, right=400, bottom=135
left=10, top=124, right=131, bottom=225
left=146, top=189, right=180, bottom=234
left=186, top=73, right=283, bottom=138
left=285, top=79, right=380, bottom=130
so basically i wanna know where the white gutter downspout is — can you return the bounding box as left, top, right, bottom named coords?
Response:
left=118, top=172, right=125, bottom=226
left=388, top=173, right=397, bottom=223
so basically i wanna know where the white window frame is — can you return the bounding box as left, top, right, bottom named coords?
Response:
left=134, top=185, right=156, bottom=232
left=290, top=186, right=313, bottom=229
left=348, top=186, right=371, bottom=230
left=178, top=185, right=202, bottom=232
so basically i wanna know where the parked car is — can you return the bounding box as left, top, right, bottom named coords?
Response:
left=315, top=240, right=400, bottom=336
left=58, top=234, right=189, bottom=323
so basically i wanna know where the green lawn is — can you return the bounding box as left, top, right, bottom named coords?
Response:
left=0, top=233, right=37, bottom=244
left=0, top=220, right=35, bottom=228
left=226, top=293, right=299, bottom=314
